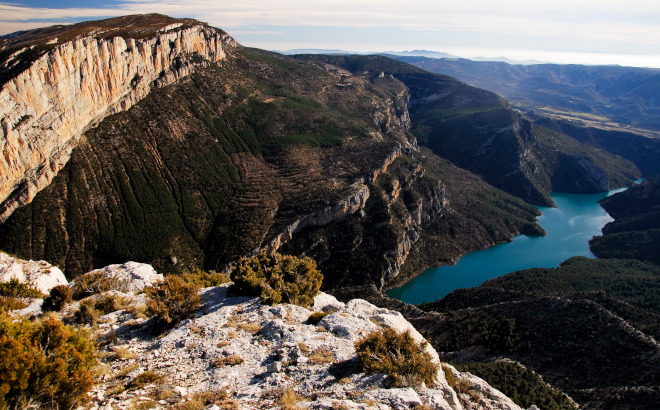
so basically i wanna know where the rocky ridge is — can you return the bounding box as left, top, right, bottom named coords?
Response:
left=5, top=261, right=526, bottom=410
left=0, top=18, right=236, bottom=223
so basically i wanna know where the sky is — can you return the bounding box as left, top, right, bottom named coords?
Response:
left=1, top=0, right=659, bottom=68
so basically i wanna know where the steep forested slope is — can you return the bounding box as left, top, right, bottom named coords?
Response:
left=297, top=55, right=640, bottom=207
left=590, top=177, right=660, bottom=263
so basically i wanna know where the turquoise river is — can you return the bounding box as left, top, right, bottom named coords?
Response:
left=387, top=186, right=631, bottom=304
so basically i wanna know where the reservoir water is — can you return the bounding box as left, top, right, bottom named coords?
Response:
left=387, top=187, right=629, bottom=305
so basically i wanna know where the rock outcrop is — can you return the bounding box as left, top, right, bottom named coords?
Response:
left=263, top=183, right=371, bottom=253
left=0, top=20, right=236, bottom=223
left=55, top=278, right=521, bottom=410
left=0, top=250, right=67, bottom=294
left=72, top=261, right=164, bottom=294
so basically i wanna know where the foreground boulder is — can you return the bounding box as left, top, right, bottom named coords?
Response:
left=79, top=261, right=164, bottom=294
left=0, top=251, right=66, bottom=294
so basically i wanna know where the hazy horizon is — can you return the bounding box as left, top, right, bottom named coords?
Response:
left=2, top=0, right=659, bottom=69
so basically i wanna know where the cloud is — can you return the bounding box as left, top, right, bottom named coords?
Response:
left=1, top=0, right=658, bottom=66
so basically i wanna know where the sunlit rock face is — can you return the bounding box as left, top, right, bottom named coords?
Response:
left=0, top=22, right=236, bottom=222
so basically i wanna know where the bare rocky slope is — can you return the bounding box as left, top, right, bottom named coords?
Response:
left=3, top=259, right=527, bottom=410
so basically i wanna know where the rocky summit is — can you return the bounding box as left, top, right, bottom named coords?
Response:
left=8, top=259, right=525, bottom=410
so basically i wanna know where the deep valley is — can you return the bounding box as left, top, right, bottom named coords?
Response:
left=1, top=13, right=659, bottom=410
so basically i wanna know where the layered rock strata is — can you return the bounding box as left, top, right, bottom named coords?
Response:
left=0, top=23, right=236, bottom=222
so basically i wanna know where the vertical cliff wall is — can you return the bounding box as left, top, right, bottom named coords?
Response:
left=0, top=23, right=236, bottom=222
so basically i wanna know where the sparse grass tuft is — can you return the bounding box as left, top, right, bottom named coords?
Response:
left=174, top=389, right=238, bottom=410
left=74, top=299, right=101, bottom=327
left=214, top=355, right=244, bottom=367
left=236, top=322, right=261, bottom=334
left=94, top=293, right=130, bottom=314
left=130, top=371, right=163, bottom=389
left=276, top=387, right=303, bottom=410
left=112, top=346, right=138, bottom=361
left=308, top=347, right=335, bottom=365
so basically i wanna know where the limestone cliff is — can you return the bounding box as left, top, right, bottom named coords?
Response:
left=0, top=18, right=236, bottom=223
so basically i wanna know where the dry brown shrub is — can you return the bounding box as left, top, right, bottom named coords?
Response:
left=276, top=387, right=303, bottom=410
left=213, top=355, right=244, bottom=367
left=308, top=347, right=335, bottom=365
left=355, top=327, right=438, bottom=388
left=145, top=275, right=201, bottom=330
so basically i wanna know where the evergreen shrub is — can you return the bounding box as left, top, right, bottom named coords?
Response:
left=42, top=285, right=73, bottom=312
left=145, top=275, right=201, bottom=329
left=230, top=252, right=322, bottom=307
left=0, top=312, right=97, bottom=408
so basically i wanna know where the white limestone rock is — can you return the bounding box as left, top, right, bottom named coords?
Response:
left=364, top=388, right=423, bottom=409
left=87, top=284, right=520, bottom=410
left=313, top=292, right=345, bottom=312
left=84, top=262, right=163, bottom=294
left=0, top=23, right=238, bottom=223
left=0, top=251, right=67, bottom=294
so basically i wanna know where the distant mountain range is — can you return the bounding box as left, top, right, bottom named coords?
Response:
left=393, top=56, right=660, bottom=137
left=279, top=48, right=546, bottom=65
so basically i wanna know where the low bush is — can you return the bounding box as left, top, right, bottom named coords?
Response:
left=42, top=285, right=73, bottom=312
left=94, top=293, right=130, bottom=315
left=0, top=296, right=27, bottom=311
left=306, top=311, right=330, bottom=325
left=181, top=268, right=231, bottom=288
left=73, top=300, right=101, bottom=327
left=442, top=364, right=458, bottom=390
left=230, top=252, right=322, bottom=307
left=0, top=312, right=98, bottom=408
left=71, top=271, right=119, bottom=300
left=0, top=280, right=44, bottom=299
left=355, top=327, right=438, bottom=388
left=145, top=275, right=201, bottom=329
